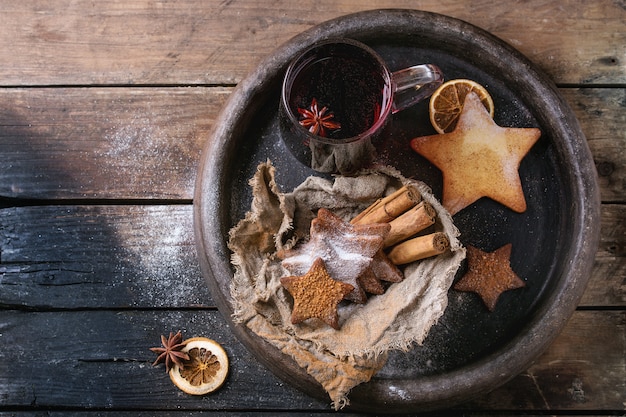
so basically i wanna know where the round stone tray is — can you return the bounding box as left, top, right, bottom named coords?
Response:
left=194, top=9, right=600, bottom=412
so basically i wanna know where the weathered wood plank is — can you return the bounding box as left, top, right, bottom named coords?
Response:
left=562, top=88, right=626, bottom=204
left=0, top=2, right=621, bottom=416
left=0, top=1, right=623, bottom=86
left=580, top=203, right=626, bottom=307
left=0, top=310, right=327, bottom=411
left=0, top=204, right=623, bottom=309
left=0, top=310, right=623, bottom=411
left=2, top=413, right=623, bottom=417
left=0, top=87, right=231, bottom=200
left=14, top=412, right=557, bottom=417
left=464, top=311, right=626, bottom=411
left=0, top=205, right=212, bottom=309
left=0, top=413, right=368, bottom=417
left=1, top=88, right=623, bottom=202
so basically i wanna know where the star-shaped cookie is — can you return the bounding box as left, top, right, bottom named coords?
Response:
left=453, top=243, right=525, bottom=311
left=280, top=257, right=354, bottom=329
left=357, top=250, right=404, bottom=295
left=410, top=92, right=541, bottom=215
left=280, top=208, right=390, bottom=303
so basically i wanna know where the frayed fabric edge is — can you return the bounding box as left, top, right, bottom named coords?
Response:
left=226, top=160, right=465, bottom=409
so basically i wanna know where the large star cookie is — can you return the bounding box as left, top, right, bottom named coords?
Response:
left=454, top=243, right=525, bottom=311
left=280, top=257, right=354, bottom=329
left=280, top=208, right=390, bottom=303
left=410, top=92, right=541, bottom=215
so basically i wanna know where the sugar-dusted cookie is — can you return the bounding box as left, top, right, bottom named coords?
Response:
left=280, top=208, right=389, bottom=303
left=411, top=92, right=541, bottom=215
left=453, top=244, right=525, bottom=311
left=280, top=257, right=354, bottom=329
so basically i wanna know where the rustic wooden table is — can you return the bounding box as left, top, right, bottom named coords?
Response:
left=1, top=1, right=624, bottom=416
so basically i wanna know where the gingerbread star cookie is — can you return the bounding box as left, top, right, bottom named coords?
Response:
left=280, top=257, right=354, bottom=329
left=454, top=243, right=525, bottom=311
left=357, top=250, right=404, bottom=295
left=280, top=208, right=390, bottom=303
left=410, top=92, right=541, bottom=215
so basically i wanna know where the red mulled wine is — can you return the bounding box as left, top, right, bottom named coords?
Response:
left=285, top=41, right=392, bottom=140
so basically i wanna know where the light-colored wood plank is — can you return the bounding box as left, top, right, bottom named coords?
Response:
left=0, top=310, right=623, bottom=411
left=0, top=87, right=231, bottom=199
left=0, top=1, right=623, bottom=86
left=562, top=88, right=626, bottom=204
left=580, top=203, right=626, bottom=306
left=0, top=88, right=622, bottom=201
left=0, top=204, right=622, bottom=309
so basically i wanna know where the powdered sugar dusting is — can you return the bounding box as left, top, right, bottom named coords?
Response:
left=99, top=114, right=195, bottom=197
left=113, top=205, right=203, bottom=307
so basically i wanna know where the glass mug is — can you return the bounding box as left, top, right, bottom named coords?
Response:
left=279, top=38, right=443, bottom=175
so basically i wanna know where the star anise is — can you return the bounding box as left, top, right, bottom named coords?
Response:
left=297, top=98, right=341, bottom=137
left=150, top=331, right=190, bottom=373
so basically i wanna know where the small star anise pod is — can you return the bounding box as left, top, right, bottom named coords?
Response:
left=297, top=98, right=341, bottom=137
left=150, top=331, right=190, bottom=373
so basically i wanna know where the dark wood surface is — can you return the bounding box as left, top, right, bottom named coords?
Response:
left=1, top=1, right=624, bottom=415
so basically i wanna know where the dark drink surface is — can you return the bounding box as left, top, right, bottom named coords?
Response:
left=286, top=42, right=391, bottom=140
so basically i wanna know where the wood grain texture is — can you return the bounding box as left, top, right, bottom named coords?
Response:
left=0, top=310, right=328, bottom=411
left=0, top=87, right=230, bottom=200
left=0, top=1, right=624, bottom=86
left=465, top=311, right=626, bottom=411
left=562, top=88, right=626, bottom=204
left=0, top=310, right=623, bottom=411
left=580, top=203, right=626, bottom=306
left=1, top=413, right=418, bottom=417
left=0, top=1, right=623, bottom=414
left=0, top=88, right=623, bottom=201
left=1, top=204, right=623, bottom=309
left=0, top=205, right=211, bottom=309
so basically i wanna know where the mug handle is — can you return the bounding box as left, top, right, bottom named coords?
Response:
left=391, top=64, right=444, bottom=114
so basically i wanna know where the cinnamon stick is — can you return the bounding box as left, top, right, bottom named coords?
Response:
left=351, top=184, right=422, bottom=225
left=387, top=232, right=450, bottom=265
left=383, top=201, right=436, bottom=247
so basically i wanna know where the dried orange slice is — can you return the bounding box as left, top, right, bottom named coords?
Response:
left=429, top=79, right=494, bottom=134
left=169, top=337, right=229, bottom=395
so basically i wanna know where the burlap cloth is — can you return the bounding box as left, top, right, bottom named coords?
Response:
left=228, top=161, right=465, bottom=408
